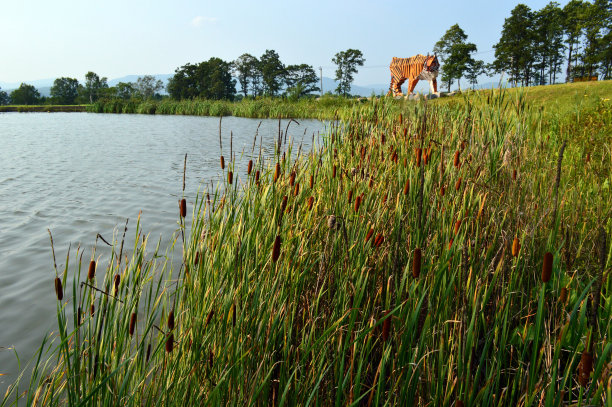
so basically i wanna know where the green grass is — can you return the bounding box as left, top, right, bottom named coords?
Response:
left=0, top=105, right=87, bottom=113
left=2, top=84, right=611, bottom=406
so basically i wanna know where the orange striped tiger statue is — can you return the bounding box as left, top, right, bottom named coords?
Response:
left=389, top=54, right=440, bottom=97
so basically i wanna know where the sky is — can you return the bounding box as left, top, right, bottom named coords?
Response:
left=0, top=0, right=571, bottom=87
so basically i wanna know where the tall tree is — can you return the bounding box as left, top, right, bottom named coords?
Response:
left=562, top=0, right=589, bottom=81
left=233, top=53, right=260, bottom=97
left=135, top=75, right=164, bottom=99
left=533, top=3, right=565, bottom=85
left=167, top=63, right=200, bottom=100
left=284, top=64, right=320, bottom=97
left=50, top=77, right=80, bottom=104
left=332, top=49, right=365, bottom=96
left=167, top=58, right=236, bottom=100
left=0, top=87, right=9, bottom=105
left=434, top=24, right=480, bottom=91
left=491, top=4, right=535, bottom=86
left=599, top=0, right=612, bottom=78
left=259, top=50, right=285, bottom=96
left=10, top=83, right=41, bottom=105
left=115, top=82, right=136, bottom=100
left=465, top=60, right=487, bottom=87
left=82, top=71, right=108, bottom=103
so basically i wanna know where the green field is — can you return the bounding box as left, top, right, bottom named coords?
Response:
left=2, top=82, right=611, bottom=406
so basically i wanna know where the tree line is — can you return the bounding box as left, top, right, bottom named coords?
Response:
left=434, top=0, right=611, bottom=91
left=0, top=73, right=165, bottom=106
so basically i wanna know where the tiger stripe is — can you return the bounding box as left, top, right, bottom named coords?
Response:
left=389, top=54, right=440, bottom=97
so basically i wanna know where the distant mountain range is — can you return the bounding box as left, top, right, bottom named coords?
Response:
left=1, top=74, right=499, bottom=98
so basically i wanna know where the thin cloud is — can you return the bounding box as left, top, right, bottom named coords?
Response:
left=191, top=16, right=217, bottom=27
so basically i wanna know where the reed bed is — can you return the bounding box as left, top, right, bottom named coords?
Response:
left=4, top=88, right=611, bottom=406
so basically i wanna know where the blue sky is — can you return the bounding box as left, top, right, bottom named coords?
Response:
left=0, top=0, right=570, bottom=86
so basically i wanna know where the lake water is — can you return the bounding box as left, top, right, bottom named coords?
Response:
left=0, top=112, right=326, bottom=393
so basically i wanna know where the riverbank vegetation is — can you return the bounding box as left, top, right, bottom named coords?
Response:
left=2, top=81, right=610, bottom=406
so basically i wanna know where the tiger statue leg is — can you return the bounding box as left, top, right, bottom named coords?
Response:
left=430, top=78, right=439, bottom=95
left=408, top=77, right=419, bottom=94
left=390, top=75, right=404, bottom=96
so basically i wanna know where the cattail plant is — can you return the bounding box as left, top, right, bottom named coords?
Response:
left=228, top=171, right=233, bottom=185
left=559, top=287, right=568, bottom=303
left=440, top=185, right=445, bottom=197
left=413, top=248, right=422, bottom=278
left=166, top=333, right=174, bottom=353
left=54, top=277, right=63, bottom=301
left=403, top=180, right=410, bottom=195
left=542, top=252, right=553, bottom=283
left=294, top=182, right=300, bottom=196
left=307, top=196, right=314, bottom=210
left=512, top=169, right=517, bottom=180
left=220, top=155, right=225, bottom=170
left=415, top=148, right=422, bottom=167
left=512, top=237, right=520, bottom=257
left=374, top=233, right=384, bottom=248
left=168, top=310, right=175, bottom=331
left=274, top=163, right=281, bottom=183
left=348, top=189, right=353, bottom=203
left=354, top=195, right=362, bottom=212
left=247, top=160, right=253, bottom=175
left=289, top=172, right=296, bottom=187
left=255, top=170, right=260, bottom=184
left=454, top=219, right=461, bottom=235
left=129, top=313, right=137, bottom=336
left=455, top=177, right=462, bottom=191
left=578, top=350, right=593, bottom=387
left=309, top=175, right=314, bottom=188
left=365, top=228, right=374, bottom=243
left=88, top=260, right=96, bottom=280
left=90, top=303, right=95, bottom=316
left=114, top=274, right=120, bottom=295
left=333, top=165, right=337, bottom=178
left=180, top=198, right=187, bottom=218
left=453, top=150, right=460, bottom=167
left=272, top=235, right=282, bottom=263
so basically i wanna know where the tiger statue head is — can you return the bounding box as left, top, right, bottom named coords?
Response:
left=418, top=55, right=440, bottom=81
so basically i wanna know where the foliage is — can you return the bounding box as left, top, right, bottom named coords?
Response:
left=9, top=83, right=41, bottom=105
left=50, top=77, right=80, bottom=104
left=284, top=64, right=320, bottom=98
left=167, top=58, right=236, bottom=101
left=7, top=83, right=611, bottom=406
left=434, top=24, right=481, bottom=91
left=233, top=53, right=261, bottom=97
left=135, top=75, right=164, bottom=99
left=115, top=82, right=136, bottom=100
left=259, top=49, right=285, bottom=96
left=0, top=87, right=9, bottom=105
left=332, top=49, right=365, bottom=96
left=81, top=71, right=109, bottom=104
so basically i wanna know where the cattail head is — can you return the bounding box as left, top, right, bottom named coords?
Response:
left=165, top=333, right=174, bottom=353
left=88, top=260, right=96, bottom=280
left=114, top=274, right=120, bottom=295
left=365, top=228, right=374, bottom=243
left=228, top=171, right=233, bottom=184
left=220, top=155, right=225, bottom=169
left=90, top=303, right=95, bottom=316
left=309, top=175, right=314, bottom=188
left=374, top=233, right=384, bottom=248
left=129, top=312, right=137, bottom=336
left=77, top=307, right=82, bottom=326
left=455, top=177, right=462, bottom=191
left=255, top=170, right=260, bottom=184
left=280, top=195, right=288, bottom=214
left=413, top=248, right=422, bottom=278
left=454, top=219, right=461, bottom=235
left=354, top=195, right=362, bottom=212
left=512, top=169, right=517, bottom=180
left=274, top=163, right=281, bottom=182
left=205, top=310, right=214, bottom=327
left=180, top=198, right=187, bottom=218
left=403, top=179, right=410, bottom=195
left=440, top=185, right=445, bottom=197
left=559, top=287, right=568, bottom=303
left=333, top=165, right=337, bottom=178
left=381, top=132, right=385, bottom=145
left=456, top=400, right=465, bottom=407
left=272, top=235, right=282, bottom=263
left=289, top=171, right=296, bottom=186
left=415, top=148, right=422, bottom=167
left=247, top=160, right=253, bottom=175
left=578, top=350, right=593, bottom=387
left=54, top=277, right=63, bottom=301
left=382, top=311, right=391, bottom=341
left=454, top=150, right=460, bottom=167
left=294, top=182, right=300, bottom=196
left=168, top=310, right=175, bottom=331
left=348, top=189, right=353, bottom=203
left=307, top=196, right=314, bottom=210
left=194, top=251, right=200, bottom=266
left=512, top=237, right=520, bottom=257
left=542, top=252, right=553, bottom=283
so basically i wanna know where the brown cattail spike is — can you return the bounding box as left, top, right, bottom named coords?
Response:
left=440, top=185, right=445, bottom=197
left=559, top=287, right=568, bottom=303
left=274, top=163, right=280, bottom=182
left=289, top=172, right=296, bottom=186
left=415, top=148, right=422, bottom=167
left=512, top=169, right=517, bottom=180
left=307, top=196, right=314, bottom=210
left=333, top=165, right=337, bottom=178
left=454, top=150, right=460, bottom=167
left=168, top=310, right=175, bottom=330
left=512, top=237, right=520, bottom=257
left=54, top=277, right=63, bottom=301
left=220, top=155, right=225, bottom=169
left=365, top=228, right=374, bottom=243
left=166, top=333, right=174, bottom=353
left=374, top=233, right=384, bottom=248
left=403, top=179, right=410, bottom=195
left=413, top=248, right=422, bottom=278
left=454, top=219, right=461, bottom=235
left=348, top=189, right=353, bottom=203
left=354, top=195, right=362, bottom=212
left=309, top=175, right=314, bottom=188
left=228, top=171, right=233, bottom=184
left=578, top=350, right=593, bottom=387
left=382, top=311, right=391, bottom=341
left=255, top=170, right=260, bottom=184
left=114, top=274, right=120, bottom=295
left=90, top=303, right=95, bottom=316
left=455, top=177, right=462, bottom=191
left=272, top=235, right=282, bottom=263
left=180, top=198, right=187, bottom=218
left=88, top=260, right=96, bottom=280
left=542, top=252, right=553, bottom=283
left=129, top=313, right=137, bottom=336
left=247, top=160, right=253, bottom=175
left=294, top=182, right=300, bottom=196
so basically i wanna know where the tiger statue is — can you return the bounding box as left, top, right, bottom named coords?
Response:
left=388, top=54, right=440, bottom=97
